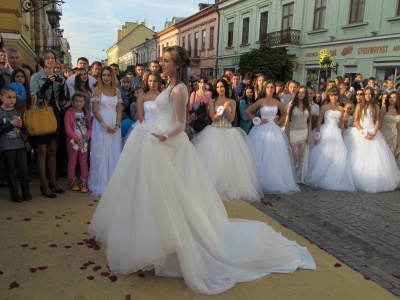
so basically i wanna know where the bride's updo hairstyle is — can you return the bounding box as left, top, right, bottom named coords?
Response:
left=164, top=46, right=191, bottom=88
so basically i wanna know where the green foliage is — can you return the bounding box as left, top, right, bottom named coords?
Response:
left=238, top=47, right=294, bottom=82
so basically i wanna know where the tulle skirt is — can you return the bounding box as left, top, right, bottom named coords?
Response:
left=306, top=125, right=355, bottom=191
left=345, top=127, right=400, bottom=193
left=88, top=122, right=315, bottom=295
left=192, top=125, right=263, bottom=202
left=248, top=123, right=300, bottom=194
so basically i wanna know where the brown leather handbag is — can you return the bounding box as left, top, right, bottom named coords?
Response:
left=24, top=94, right=57, bottom=136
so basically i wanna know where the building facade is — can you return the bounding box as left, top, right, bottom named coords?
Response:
left=134, top=38, right=157, bottom=69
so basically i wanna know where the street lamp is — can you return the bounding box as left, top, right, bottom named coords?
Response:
left=20, top=0, right=65, bottom=13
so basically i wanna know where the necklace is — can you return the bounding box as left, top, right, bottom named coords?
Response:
left=389, top=107, right=397, bottom=113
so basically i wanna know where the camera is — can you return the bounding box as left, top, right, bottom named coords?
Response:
left=54, top=73, right=63, bottom=83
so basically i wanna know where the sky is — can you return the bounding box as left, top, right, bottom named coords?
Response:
left=61, top=0, right=210, bottom=66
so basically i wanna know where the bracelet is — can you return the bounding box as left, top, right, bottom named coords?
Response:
left=115, top=124, right=120, bottom=127
left=314, top=132, right=321, bottom=140
left=100, top=122, right=107, bottom=129
left=163, top=134, right=168, bottom=141
left=359, top=129, right=367, bottom=138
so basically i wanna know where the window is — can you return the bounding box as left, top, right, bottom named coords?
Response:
left=397, top=0, right=400, bottom=16
left=188, top=34, right=192, bottom=57
left=259, top=11, right=268, bottom=41
left=282, top=2, right=294, bottom=30
left=182, top=36, right=185, bottom=49
left=194, top=32, right=199, bottom=57
left=349, top=0, right=365, bottom=23
left=241, top=17, right=250, bottom=45
left=227, top=22, right=234, bottom=47
left=209, top=26, right=214, bottom=48
left=313, top=0, right=326, bottom=30
left=202, top=30, right=206, bottom=50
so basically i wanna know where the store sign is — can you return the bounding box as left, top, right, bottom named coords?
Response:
left=358, top=46, right=388, bottom=54
left=232, top=57, right=240, bottom=65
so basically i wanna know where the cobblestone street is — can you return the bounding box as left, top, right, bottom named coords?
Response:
left=253, top=185, right=400, bottom=297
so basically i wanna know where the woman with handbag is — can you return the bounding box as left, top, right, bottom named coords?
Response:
left=189, top=75, right=211, bottom=133
left=0, top=86, right=31, bottom=201
left=29, top=50, right=67, bottom=198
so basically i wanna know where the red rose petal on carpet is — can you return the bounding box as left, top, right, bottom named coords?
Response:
left=64, top=232, right=68, bottom=235
left=364, top=276, right=371, bottom=280
left=138, top=273, right=145, bottom=278
left=100, top=272, right=110, bottom=277
left=93, top=266, right=102, bottom=272
left=29, top=268, right=37, bottom=273
left=275, top=196, right=281, bottom=200
left=38, top=266, right=48, bottom=270
left=49, top=244, right=57, bottom=248
left=125, top=295, right=131, bottom=300
left=6, top=217, right=12, bottom=220
left=392, top=274, right=400, bottom=279
left=56, top=224, right=60, bottom=227
left=0, top=271, right=3, bottom=275
left=334, top=263, right=342, bottom=267
left=77, top=242, right=84, bottom=245
left=80, top=266, right=87, bottom=270
left=30, top=247, right=37, bottom=250
left=64, top=245, right=71, bottom=249
left=9, top=281, right=19, bottom=289
left=21, top=244, right=28, bottom=248
left=108, top=275, right=118, bottom=282
left=87, top=276, right=94, bottom=280
left=23, top=218, right=31, bottom=221
left=37, top=211, right=44, bottom=214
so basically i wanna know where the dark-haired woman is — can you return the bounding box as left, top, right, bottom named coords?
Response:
left=30, top=50, right=66, bottom=198
left=245, top=81, right=300, bottom=194
left=10, top=68, right=32, bottom=109
left=345, top=86, right=400, bottom=192
left=239, top=85, right=257, bottom=134
left=284, top=86, right=312, bottom=184
left=192, top=79, right=262, bottom=202
left=88, top=46, right=315, bottom=296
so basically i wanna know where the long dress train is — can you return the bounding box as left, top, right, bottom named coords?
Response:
left=88, top=84, right=315, bottom=295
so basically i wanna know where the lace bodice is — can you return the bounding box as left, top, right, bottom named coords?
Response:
left=156, top=84, right=188, bottom=133
left=290, top=106, right=309, bottom=131
left=360, top=109, right=376, bottom=131
left=260, top=106, right=278, bottom=125
left=381, top=114, right=400, bottom=153
left=324, top=110, right=341, bottom=127
left=143, top=101, right=158, bottom=122
left=212, top=105, right=232, bottom=128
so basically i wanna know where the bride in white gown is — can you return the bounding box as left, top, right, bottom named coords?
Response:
left=88, top=46, right=315, bottom=295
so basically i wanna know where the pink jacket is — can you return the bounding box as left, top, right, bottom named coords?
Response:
left=64, top=107, right=92, bottom=142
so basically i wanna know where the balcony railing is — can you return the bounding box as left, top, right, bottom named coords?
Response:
left=260, top=29, right=300, bottom=47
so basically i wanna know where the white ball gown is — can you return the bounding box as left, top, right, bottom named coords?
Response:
left=191, top=105, right=263, bottom=202
left=122, top=100, right=157, bottom=146
left=88, top=93, right=122, bottom=196
left=88, top=84, right=315, bottom=295
left=305, top=110, right=356, bottom=191
left=345, top=108, right=400, bottom=192
left=248, top=106, right=300, bottom=194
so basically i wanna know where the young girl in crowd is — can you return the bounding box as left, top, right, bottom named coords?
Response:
left=120, top=76, right=133, bottom=119
left=64, top=92, right=92, bottom=192
left=307, top=87, right=319, bottom=130
left=88, top=66, right=122, bottom=196
left=239, top=85, right=257, bottom=134
left=254, top=74, right=266, bottom=100
left=306, top=87, right=355, bottom=191
left=0, top=86, right=31, bottom=202
left=284, top=86, right=312, bottom=184
left=189, top=75, right=211, bottom=133
left=345, top=87, right=400, bottom=192
left=380, top=91, right=400, bottom=170
left=245, top=80, right=300, bottom=194
left=315, top=91, right=323, bottom=107
left=192, top=79, right=263, bottom=202
left=130, top=86, right=143, bottom=122
left=343, top=101, right=355, bottom=129
left=10, top=68, right=32, bottom=109
left=71, top=68, right=92, bottom=112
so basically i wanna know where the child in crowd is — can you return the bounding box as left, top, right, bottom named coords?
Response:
left=130, top=86, right=143, bottom=122
left=120, top=76, right=133, bottom=119
left=64, top=92, right=92, bottom=192
left=0, top=86, right=31, bottom=202
left=343, top=101, right=355, bottom=129
left=239, top=85, right=257, bottom=134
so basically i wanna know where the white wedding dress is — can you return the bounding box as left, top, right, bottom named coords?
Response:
left=88, top=84, right=315, bottom=295
left=306, top=110, right=355, bottom=191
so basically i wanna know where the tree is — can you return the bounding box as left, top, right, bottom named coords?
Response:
left=238, top=46, right=294, bottom=82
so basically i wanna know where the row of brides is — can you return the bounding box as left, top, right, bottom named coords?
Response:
left=192, top=81, right=400, bottom=198
left=129, top=75, right=400, bottom=200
